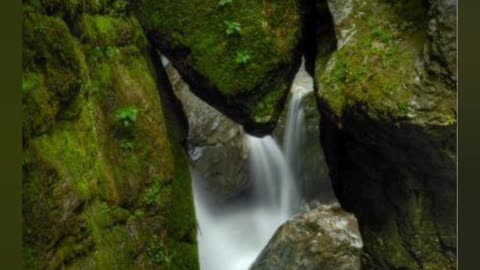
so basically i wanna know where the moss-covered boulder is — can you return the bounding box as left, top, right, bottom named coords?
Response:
left=134, top=0, right=305, bottom=133
left=314, top=0, right=456, bottom=269
left=22, top=1, right=198, bottom=269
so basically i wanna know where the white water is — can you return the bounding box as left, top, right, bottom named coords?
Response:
left=193, top=59, right=313, bottom=270
left=193, top=136, right=299, bottom=270
left=283, top=64, right=313, bottom=172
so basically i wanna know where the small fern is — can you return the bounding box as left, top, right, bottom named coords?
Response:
left=235, top=51, right=252, bottom=65
left=224, top=20, right=241, bottom=36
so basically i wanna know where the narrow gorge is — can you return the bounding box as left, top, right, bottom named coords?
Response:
left=22, top=0, right=456, bottom=269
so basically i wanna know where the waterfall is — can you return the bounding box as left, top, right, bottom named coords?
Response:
left=249, top=136, right=299, bottom=220
left=193, top=59, right=313, bottom=270
left=283, top=87, right=311, bottom=172
left=193, top=135, right=299, bottom=270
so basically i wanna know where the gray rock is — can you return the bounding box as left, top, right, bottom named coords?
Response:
left=426, top=0, right=457, bottom=82
left=165, top=63, right=250, bottom=201
left=251, top=203, right=362, bottom=270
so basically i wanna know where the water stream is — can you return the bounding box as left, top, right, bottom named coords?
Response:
left=193, top=60, right=314, bottom=270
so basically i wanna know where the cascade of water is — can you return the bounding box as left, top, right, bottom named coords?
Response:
left=283, top=87, right=310, bottom=172
left=283, top=58, right=314, bottom=174
left=193, top=135, right=299, bottom=270
left=193, top=59, right=313, bottom=270
left=248, top=135, right=299, bottom=220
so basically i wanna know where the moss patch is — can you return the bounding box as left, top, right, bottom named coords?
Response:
left=318, top=0, right=428, bottom=119
left=22, top=13, right=87, bottom=140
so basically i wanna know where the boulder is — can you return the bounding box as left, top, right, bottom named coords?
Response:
left=165, top=62, right=250, bottom=201
left=134, top=0, right=305, bottom=133
left=314, top=0, right=456, bottom=269
left=251, top=203, right=362, bottom=270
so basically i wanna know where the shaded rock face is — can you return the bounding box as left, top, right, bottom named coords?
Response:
left=164, top=61, right=250, bottom=201
left=251, top=203, right=362, bottom=270
left=274, top=62, right=335, bottom=203
left=134, top=0, right=304, bottom=133
left=314, top=0, right=456, bottom=269
left=22, top=1, right=198, bottom=269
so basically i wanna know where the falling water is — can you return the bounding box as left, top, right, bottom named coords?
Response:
left=284, top=87, right=311, bottom=171
left=282, top=59, right=316, bottom=192
left=193, top=59, right=313, bottom=270
left=249, top=136, right=299, bottom=220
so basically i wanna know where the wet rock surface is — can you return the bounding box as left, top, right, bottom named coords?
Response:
left=251, top=203, right=362, bottom=270
left=165, top=63, right=250, bottom=201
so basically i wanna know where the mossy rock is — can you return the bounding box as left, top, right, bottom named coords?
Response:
left=80, top=14, right=147, bottom=48
left=22, top=3, right=198, bottom=269
left=22, top=13, right=87, bottom=140
left=314, top=0, right=456, bottom=269
left=135, top=0, right=304, bottom=133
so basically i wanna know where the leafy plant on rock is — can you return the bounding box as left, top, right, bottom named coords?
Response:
left=235, top=51, right=252, bottom=65
left=115, top=106, right=138, bottom=128
left=224, top=20, right=241, bottom=36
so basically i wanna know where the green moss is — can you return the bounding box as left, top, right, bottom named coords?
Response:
left=319, top=0, right=426, bottom=118
left=252, top=84, right=287, bottom=123
left=80, top=15, right=147, bottom=50
left=22, top=72, right=58, bottom=139
left=140, top=0, right=301, bottom=95
left=147, top=234, right=176, bottom=267
left=22, top=13, right=87, bottom=140
left=23, top=2, right=199, bottom=268
left=136, top=0, right=302, bottom=126
left=31, top=99, right=107, bottom=201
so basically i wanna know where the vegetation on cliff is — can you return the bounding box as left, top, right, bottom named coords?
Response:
left=22, top=1, right=198, bottom=269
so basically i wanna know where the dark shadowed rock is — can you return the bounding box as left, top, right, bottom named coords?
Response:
left=251, top=203, right=362, bottom=270
left=314, top=0, right=456, bottom=269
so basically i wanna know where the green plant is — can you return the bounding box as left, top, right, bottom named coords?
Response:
left=224, top=20, right=241, bottom=36
left=120, top=141, right=135, bottom=151
left=235, top=51, right=252, bottom=65
left=115, top=106, right=138, bottom=128
left=147, top=235, right=176, bottom=267
left=445, top=114, right=456, bottom=125
left=218, top=0, right=233, bottom=7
